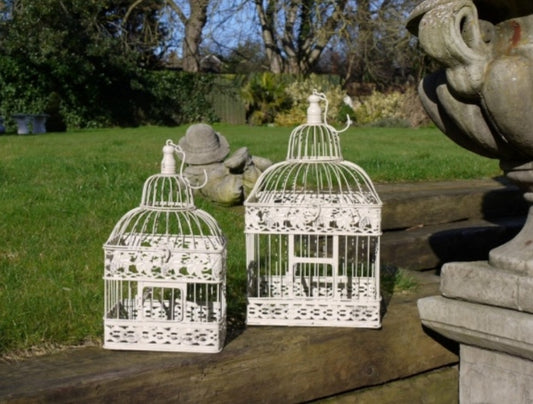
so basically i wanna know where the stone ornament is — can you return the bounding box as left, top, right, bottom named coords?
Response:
left=179, top=123, right=272, bottom=206
left=178, top=123, right=230, bottom=164
left=408, top=0, right=533, bottom=273
left=244, top=91, right=382, bottom=328
left=409, top=2, right=533, bottom=401
left=103, top=140, right=227, bottom=353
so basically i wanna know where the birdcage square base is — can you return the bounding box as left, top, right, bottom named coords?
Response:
left=103, top=319, right=225, bottom=353
left=246, top=298, right=381, bottom=328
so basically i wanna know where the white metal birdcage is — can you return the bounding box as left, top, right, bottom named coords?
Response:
left=103, top=140, right=227, bottom=352
left=244, top=91, right=382, bottom=328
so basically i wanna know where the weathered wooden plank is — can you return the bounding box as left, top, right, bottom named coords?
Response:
left=317, top=366, right=458, bottom=404
left=377, top=179, right=526, bottom=230
left=381, top=217, right=524, bottom=270
left=0, top=279, right=457, bottom=403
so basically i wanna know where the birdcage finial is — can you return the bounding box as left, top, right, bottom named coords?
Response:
left=161, top=140, right=177, bottom=174
left=162, top=139, right=208, bottom=189
left=307, top=90, right=324, bottom=124
left=306, top=90, right=351, bottom=133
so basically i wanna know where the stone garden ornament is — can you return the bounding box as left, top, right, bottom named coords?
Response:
left=408, top=0, right=533, bottom=401
left=179, top=123, right=272, bottom=206
left=408, top=0, right=533, bottom=273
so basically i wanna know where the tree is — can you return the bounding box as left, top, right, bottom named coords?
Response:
left=253, top=0, right=349, bottom=75
left=118, top=0, right=169, bottom=67
left=319, top=0, right=424, bottom=90
left=127, top=0, right=211, bottom=72
left=247, top=0, right=425, bottom=88
left=164, top=0, right=211, bottom=72
left=221, top=40, right=268, bottom=74
left=0, top=0, right=167, bottom=127
left=148, top=1, right=251, bottom=73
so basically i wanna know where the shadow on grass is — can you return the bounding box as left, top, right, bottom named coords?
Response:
left=380, top=264, right=419, bottom=320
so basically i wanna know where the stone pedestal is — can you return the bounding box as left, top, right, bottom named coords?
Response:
left=461, top=345, right=533, bottom=403
left=406, top=0, right=533, bottom=401
left=419, top=262, right=533, bottom=403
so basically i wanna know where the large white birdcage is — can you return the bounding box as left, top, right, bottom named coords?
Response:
left=103, top=140, right=226, bottom=352
left=245, top=92, right=382, bottom=328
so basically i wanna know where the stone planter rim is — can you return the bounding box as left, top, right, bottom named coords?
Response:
left=408, top=0, right=533, bottom=34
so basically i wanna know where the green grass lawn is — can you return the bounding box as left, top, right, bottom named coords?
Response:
left=0, top=125, right=501, bottom=357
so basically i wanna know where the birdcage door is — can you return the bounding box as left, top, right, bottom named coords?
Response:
left=288, top=234, right=338, bottom=299
left=138, top=282, right=186, bottom=322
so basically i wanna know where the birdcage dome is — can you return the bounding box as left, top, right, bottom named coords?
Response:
left=248, top=160, right=380, bottom=207
left=105, top=207, right=224, bottom=251
left=106, top=171, right=224, bottom=252
left=285, top=93, right=344, bottom=160
left=246, top=92, right=382, bottom=236
left=140, top=172, right=195, bottom=209
left=105, top=142, right=225, bottom=255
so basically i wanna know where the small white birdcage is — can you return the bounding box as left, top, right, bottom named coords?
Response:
left=103, top=140, right=227, bottom=352
left=245, top=91, right=382, bottom=328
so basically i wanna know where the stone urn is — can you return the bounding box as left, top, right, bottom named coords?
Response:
left=408, top=1, right=533, bottom=402
left=408, top=0, right=533, bottom=273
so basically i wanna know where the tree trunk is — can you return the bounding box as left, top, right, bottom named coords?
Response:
left=255, top=0, right=349, bottom=76
left=167, top=0, right=209, bottom=73
left=254, top=0, right=283, bottom=74
left=355, top=0, right=372, bottom=83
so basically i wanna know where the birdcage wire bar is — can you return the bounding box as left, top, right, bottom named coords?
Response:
left=103, top=141, right=226, bottom=352
left=245, top=91, right=382, bottom=328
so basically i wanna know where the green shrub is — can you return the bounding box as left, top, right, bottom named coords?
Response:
left=336, top=103, right=357, bottom=126
left=353, top=91, right=405, bottom=126
left=350, top=88, right=431, bottom=128
left=400, top=86, right=432, bottom=128
left=144, top=71, right=219, bottom=126
left=44, top=92, right=67, bottom=132
left=0, top=62, right=219, bottom=130
left=241, top=72, right=292, bottom=125
left=0, top=56, right=49, bottom=132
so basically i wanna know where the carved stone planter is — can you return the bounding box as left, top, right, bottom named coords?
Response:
left=408, top=1, right=533, bottom=402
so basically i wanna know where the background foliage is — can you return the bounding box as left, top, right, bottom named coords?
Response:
left=0, top=0, right=220, bottom=129
left=0, top=0, right=429, bottom=130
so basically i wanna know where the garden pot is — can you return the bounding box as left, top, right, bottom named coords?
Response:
left=408, top=0, right=533, bottom=273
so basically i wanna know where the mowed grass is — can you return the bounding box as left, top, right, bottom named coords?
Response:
left=0, top=125, right=501, bottom=356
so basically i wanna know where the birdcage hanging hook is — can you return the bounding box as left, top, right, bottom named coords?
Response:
left=311, top=89, right=351, bottom=133
left=163, top=139, right=208, bottom=190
